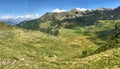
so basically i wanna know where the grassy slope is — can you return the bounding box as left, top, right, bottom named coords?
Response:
left=0, top=20, right=120, bottom=69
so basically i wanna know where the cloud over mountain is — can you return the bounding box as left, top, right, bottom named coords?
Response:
left=75, top=7, right=88, bottom=11
left=0, top=13, right=41, bottom=25
left=0, top=13, right=40, bottom=20
left=52, top=8, right=67, bottom=13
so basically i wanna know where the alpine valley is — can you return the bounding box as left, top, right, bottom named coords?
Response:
left=0, top=6, right=120, bottom=69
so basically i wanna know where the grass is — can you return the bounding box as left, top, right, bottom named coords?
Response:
left=0, top=20, right=120, bottom=69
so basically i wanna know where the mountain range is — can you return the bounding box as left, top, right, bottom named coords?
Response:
left=16, top=6, right=120, bottom=35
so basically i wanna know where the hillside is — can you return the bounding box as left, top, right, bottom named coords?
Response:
left=0, top=22, right=13, bottom=29
left=1, top=19, right=120, bottom=69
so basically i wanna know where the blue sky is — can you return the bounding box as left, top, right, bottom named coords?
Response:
left=0, top=0, right=120, bottom=17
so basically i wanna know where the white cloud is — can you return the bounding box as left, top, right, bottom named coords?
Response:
left=0, top=15, right=14, bottom=19
left=0, top=13, right=41, bottom=24
left=0, top=13, right=41, bottom=20
left=75, top=7, right=88, bottom=11
left=15, top=13, right=40, bottom=19
left=52, top=8, right=66, bottom=13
